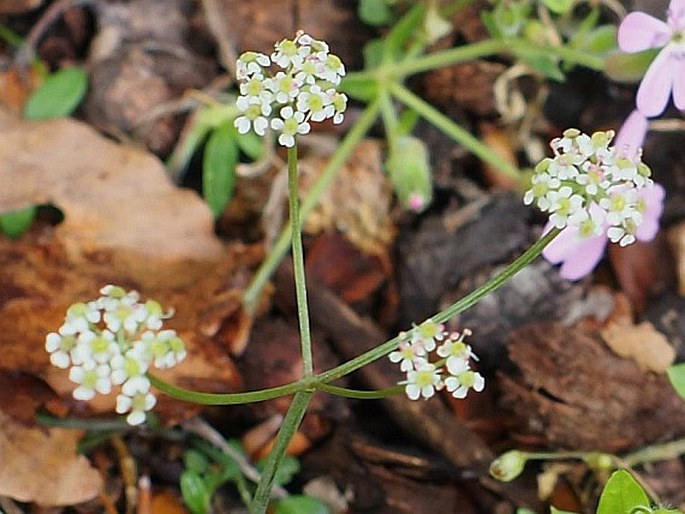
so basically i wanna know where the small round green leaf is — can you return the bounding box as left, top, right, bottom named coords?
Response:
left=667, top=363, right=685, bottom=400
left=358, top=0, right=394, bottom=26
left=0, top=206, right=37, bottom=239
left=180, top=470, right=212, bottom=514
left=24, top=67, right=89, bottom=120
left=597, top=470, right=650, bottom=514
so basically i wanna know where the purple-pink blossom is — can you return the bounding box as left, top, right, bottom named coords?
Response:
left=542, top=184, right=664, bottom=280
left=618, top=0, right=685, bottom=117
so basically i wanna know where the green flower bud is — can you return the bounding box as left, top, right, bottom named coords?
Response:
left=489, top=450, right=527, bottom=482
left=385, top=136, right=433, bottom=212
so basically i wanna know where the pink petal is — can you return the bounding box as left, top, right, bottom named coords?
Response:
left=672, top=58, right=685, bottom=111
left=618, top=12, right=670, bottom=52
left=558, top=236, right=607, bottom=280
left=636, top=183, right=665, bottom=241
left=542, top=222, right=608, bottom=280
left=613, top=109, right=648, bottom=157
left=668, top=0, right=685, bottom=28
left=637, top=48, right=676, bottom=117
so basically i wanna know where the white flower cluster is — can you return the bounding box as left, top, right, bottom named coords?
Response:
left=389, top=319, right=484, bottom=401
left=234, top=31, right=348, bottom=147
left=45, top=285, right=186, bottom=425
left=524, top=128, right=654, bottom=246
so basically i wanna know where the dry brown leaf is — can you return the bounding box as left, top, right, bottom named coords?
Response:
left=601, top=321, right=675, bottom=373
left=299, top=139, right=395, bottom=256
left=0, top=410, right=102, bottom=505
left=0, top=110, right=222, bottom=263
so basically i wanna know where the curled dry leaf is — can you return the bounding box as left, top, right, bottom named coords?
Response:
left=0, top=410, right=102, bottom=506
left=601, top=321, right=676, bottom=373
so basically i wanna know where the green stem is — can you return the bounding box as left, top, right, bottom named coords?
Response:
left=148, top=373, right=309, bottom=405
left=317, top=227, right=561, bottom=383
left=391, top=82, right=522, bottom=181
left=287, top=144, right=314, bottom=376
left=250, top=391, right=313, bottom=513
left=316, top=383, right=405, bottom=399
left=242, top=98, right=381, bottom=314
left=152, top=228, right=561, bottom=405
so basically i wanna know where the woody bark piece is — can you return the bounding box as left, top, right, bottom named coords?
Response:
left=500, top=323, right=685, bottom=451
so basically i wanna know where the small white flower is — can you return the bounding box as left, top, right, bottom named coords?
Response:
left=403, top=361, right=442, bottom=400
left=236, top=51, right=270, bottom=80
left=331, top=91, right=347, bottom=124
left=445, top=370, right=485, bottom=399
left=271, top=106, right=310, bottom=147
left=389, top=339, right=427, bottom=372
left=267, top=71, right=302, bottom=104
left=437, top=331, right=477, bottom=371
left=235, top=96, right=271, bottom=136
left=117, top=375, right=156, bottom=426
left=45, top=332, right=76, bottom=369
left=297, top=85, right=333, bottom=122
left=69, top=361, right=112, bottom=401
left=110, top=345, right=149, bottom=385
left=272, top=37, right=310, bottom=69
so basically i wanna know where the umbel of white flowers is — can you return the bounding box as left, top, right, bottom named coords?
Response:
left=234, top=31, right=348, bottom=147
left=389, top=319, right=484, bottom=401
left=524, top=128, right=654, bottom=247
left=45, top=285, right=186, bottom=425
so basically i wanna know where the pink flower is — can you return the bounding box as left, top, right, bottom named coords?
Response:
left=618, top=0, right=685, bottom=117
left=613, top=110, right=649, bottom=158
left=542, top=184, right=664, bottom=280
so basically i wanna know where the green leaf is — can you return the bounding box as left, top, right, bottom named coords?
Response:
left=274, top=495, right=330, bottom=514
left=572, top=25, right=617, bottom=55
left=0, top=206, right=37, bottom=238
left=340, top=74, right=379, bottom=101
left=540, top=0, right=574, bottom=15
left=549, top=507, right=579, bottom=514
left=184, top=449, right=210, bottom=474
left=520, top=54, right=566, bottom=81
left=667, top=363, right=685, bottom=400
left=203, top=123, right=238, bottom=218
left=257, top=455, right=301, bottom=487
left=604, top=49, right=658, bottom=83
left=383, top=2, right=426, bottom=61
left=596, top=470, right=650, bottom=514
left=358, top=0, right=394, bottom=26
left=24, top=67, right=88, bottom=120
left=235, top=129, right=264, bottom=161
left=180, top=470, right=212, bottom=514
left=363, top=38, right=386, bottom=70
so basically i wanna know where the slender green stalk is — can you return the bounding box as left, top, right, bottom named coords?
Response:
left=287, top=144, right=314, bottom=376
left=317, top=227, right=561, bottom=383
left=152, top=228, right=561, bottom=405
left=390, top=83, right=522, bottom=181
left=316, top=383, right=405, bottom=399
left=242, top=98, right=382, bottom=314
left=250, top=391, right=313, bottom=513
left=148, top=373, right=309, bottom=405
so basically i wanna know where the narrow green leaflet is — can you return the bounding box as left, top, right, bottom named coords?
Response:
left=604, top=49, right=659, bottom=83
left=203, top=123, right=238, bottom=218
left=596, top=470, right=650, bottom=514
left=667, top=363, right=685, bottom=399
left=24, top=67, right=88, bottom=120
left=0, top=206, right=36, bottom=239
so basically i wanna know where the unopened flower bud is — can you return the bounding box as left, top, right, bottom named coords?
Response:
left=386, top=136, right=433, bottom=212
left=489, top=450, right=527, bottom=482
